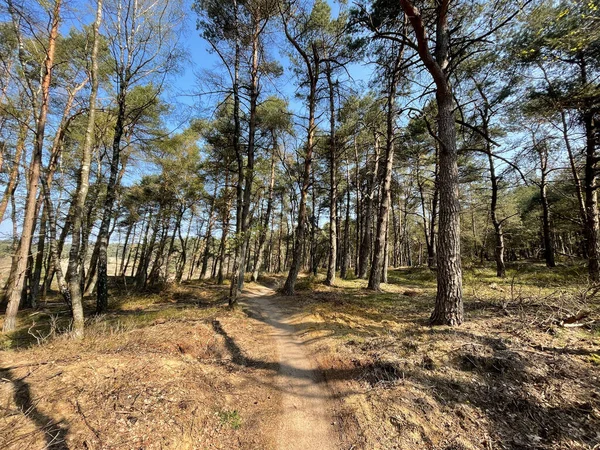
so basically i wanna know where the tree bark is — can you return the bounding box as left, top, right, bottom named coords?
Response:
left=368, top=45, right=402, bottom=290
left=40, top=179, right=71, bottom=306
left=431, top=91, right=463, bottom=324
left=358, top=135, right=380, bottom=279
left=340, top=157, right=352, bottom=279
left=218, top=173, right=232, bottom=284
left=583, top=111, right=600, bottom=280
left=228, top=0, right=246, bottom=303
left=536, top=139, right=555, bottom=268
left=427, top=149, right=439, bottom=269
left=400, top=0, right=463, bottom=325
left=0, top=121, right=27, bottom=222
left=119, top=221, right=134, bottom=276
left=281, top=32, right=320, bottom=295
left=252, top=144, right=276, bottom=282
left=63, top=0, right=103, bottom=333
left=382, top=190, right=391, bottom=283
left=175, top=209, right=193, bottom=283
left=325, top=61, right=337, bottom=286
left=354, top=136, right=361, bottom=276
left=28, top=206, right=47, bottom=308
left=3, top=0, right=62, bottom=333
left=416, top=163, right=435, bottom=269
left=230, top=17, right=260, bottom=302
left=201, top=184, right=218, bottom=279
left=96, top=80, right=127, bottom=313
left=487, top=150, right=506, bottom=277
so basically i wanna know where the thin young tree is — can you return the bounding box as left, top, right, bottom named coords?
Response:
left=65, top=0, right=103, bottom=337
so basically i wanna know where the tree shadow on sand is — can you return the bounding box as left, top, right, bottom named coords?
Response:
left=0, top=367, right=70, bottom=449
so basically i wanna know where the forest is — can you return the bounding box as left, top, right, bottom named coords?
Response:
left=0, top=0, right=599, bottom=448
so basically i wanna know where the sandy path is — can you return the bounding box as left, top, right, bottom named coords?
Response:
left=241, top=285, right=340, bottom=450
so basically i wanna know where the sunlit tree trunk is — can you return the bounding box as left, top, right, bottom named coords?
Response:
left=282, top=33, right=320, bottom=295
left=325, top=61, right=337, bottom=286
left=368, top=48, right=401, bottom=290
left=359, top=135, right=380, bottom=279
left=400, top=0, right=463, bottom=325
left=3, top=0, right=62, bottom=333
left=201, top=184, right=218, bottom=279
left=340, top=157, right=352, bottom=279
left=0, top=121, right=27, bottom=222
left=230, top=18, right=261, bottom=303
left=252, top=147, right=276, bottom=282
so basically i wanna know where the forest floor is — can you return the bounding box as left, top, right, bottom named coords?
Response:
left=1, top=263, right=599, bottom=449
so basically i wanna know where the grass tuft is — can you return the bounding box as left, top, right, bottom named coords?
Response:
left=217, top=409, right=242, bottom=430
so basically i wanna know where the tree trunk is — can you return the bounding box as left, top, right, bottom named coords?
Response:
left=282, top=93, right=316, bottom=294
left=277, top=199, right=284, bottom=273
left=400, top=0, right=463, bottom=325
left=96, top=84, right=126, bottom=313
left=42, top=200, right=74, bottom=297
left=252, top=145, right=276, bottom=282
left=368, top=47, right=401, bottom=290
left=188, top=221, right=204, bottom=280
left=359, top=135, right=380, bottom=278
left=282, top=37, right=319, bottom=295
left=27, top=205, right=48, bottom=308
left=427, top=148, right=439, bottom=268
left=165, top=210, right=183, bottom=280
left=63, top=0, right=103, bottom=333
left=3, top=0, right=62, bottom=333
left=228, top=0, right=248, bottom=303
left=560, top=112, right=587, bottom=232
left=266, top=207, right=275, bottom=272
left=133, top=213, right=151, bottom=278
left=417, top=166, right=434, bottom=269
left=136, top=212, right=158, bottom=289
left=201, top=185, right=218, bottom=279
left=27, top=89, right=82, bottom=308
left=0, top=121, right=27, bottom=222
left=354, top=136, right=361, bottom=276
left=175, top=209, right=193, bottom=283
left=340, top=157, right=352, bottom=279
left=148, top=218, right=169, bottom=285
left=487, top=151, right=505, bottom=277
left=382, top=192, right=390, bottom=283
left=40, top=179, right=71, bottom=305
left=325, top=62, right=337, bottom=286
left=583, top=111, right=600, bottom=280
left=430, top=91, right=463, bottom=325
left=120, top=221, right=134, bottom=276
left=310, top=158, right=317, bottom=276
left=538, top=143, right=555, bottom=268
left=218, top=179, right=232, bottom=284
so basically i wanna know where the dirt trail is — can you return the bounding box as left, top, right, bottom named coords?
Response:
left=241, top=285, right=341, bottom=450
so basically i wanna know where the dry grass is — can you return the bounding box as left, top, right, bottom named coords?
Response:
left=1, top=264, right=599, bottom=449
left=0, top=279, right=279, bottom=450
left=276, top=263, right=600, bottom=450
